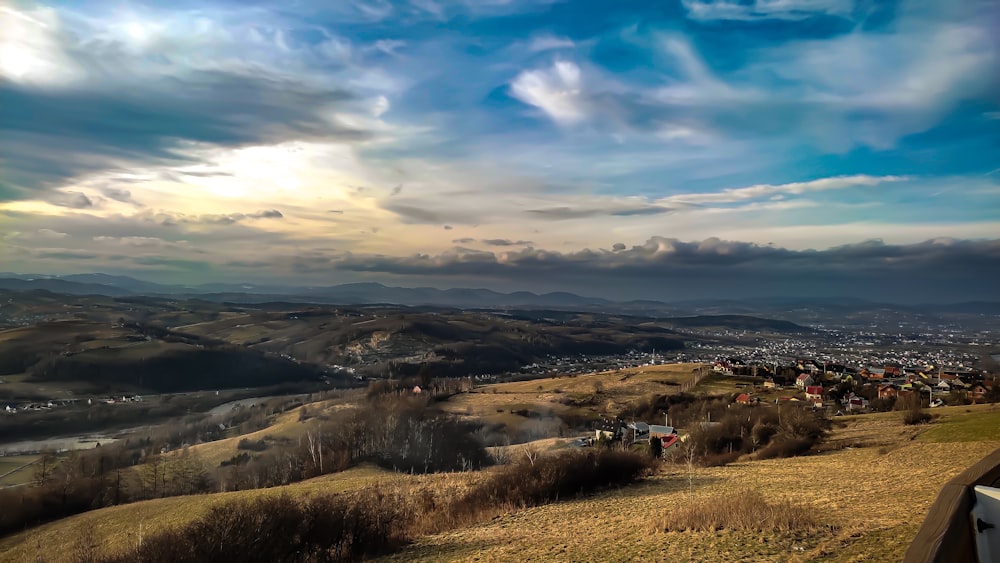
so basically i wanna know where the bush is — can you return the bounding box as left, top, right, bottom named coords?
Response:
left=902, top=409, right=932, bottom=425
left=103, top=492, right=409, bottom=563
left=456, top=449, right=654, bottom=513
left=659, top=490, right=827, bottom=533
left=676, top=402, right=828, bottom=466
left=237, top=438, right=268, bottom=451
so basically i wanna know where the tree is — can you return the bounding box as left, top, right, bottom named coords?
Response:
left=34, top=450, right=56, bottom=485
left=649, top=436, right=663, bottom=459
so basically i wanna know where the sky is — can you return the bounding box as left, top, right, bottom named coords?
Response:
left=0, top=0, right=998, bottom=302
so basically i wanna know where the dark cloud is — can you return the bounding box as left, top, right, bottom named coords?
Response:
left=153, top=209, right=284, bottom=226
left=35, top=250, right=101, bottom=260
left=612, top=242, right=627, bottom=251
left=253, top=209, right=285, bottom=219
left=0, top=60, right=367, bottom=199
left=391, top=184, right=403, bottom=196
left=381, top=202, right=445, bottom=223
left=481, top=238, right=533, bottom=246
left=452, top=237, right=476, bottom=244
left=48, top=191, right=93, bottom=209
left=320, top=237, right=1000, bottom=302
left=526, top=204, right=673, bottom=219
left=443, top=225, right=453, bottom=230
left=101, top=187, right=142, bottom=206
left=226, top=260, right=273, bottom=268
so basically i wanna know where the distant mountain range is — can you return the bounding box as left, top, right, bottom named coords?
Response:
left=1, top=273, right=999, bottom=317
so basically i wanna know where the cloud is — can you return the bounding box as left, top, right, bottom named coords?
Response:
left=452, top=237, right=476, bottom=244
left=92, top=236, right=183, bottom=248
left=528, top=35, right=575, bottom=52
left=150, top=209, right=285, bottom=226
left=681, top=0, right=854, bottom=21
left=481, top=239, right=533, bottom=246
left=100, top=187, right=143, bottom=206
left=323, top=237, right=1000, bottom=301
left=253, top=209, right=285, bottom=219
left=526, top=203, right=673, bottom=219
left=664, top=175, right=907, bottom=205
left=509, top=60, right=587, bottom=124
left=390, top=184, right=403, bottom=196
left=48, top=191, right=93, bottom=209
left=0, top=6, right=375, bottom=199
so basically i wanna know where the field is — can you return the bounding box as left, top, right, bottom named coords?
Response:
left=0, top=455, right=39, bottom=487
left=2, top=399, right=998, bottom=562
left=0, top=465, right=411, bottom=562
left=381, top=408, right=1000, bottom=563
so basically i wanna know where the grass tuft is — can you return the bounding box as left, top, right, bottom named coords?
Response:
left=658, top=490, right=828, bottom=533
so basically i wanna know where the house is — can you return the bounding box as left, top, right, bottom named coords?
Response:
left=595, top=429, right=615, bottom=441
left=884, top=366, right=900, bottom=377
left=877, top=384, right=898, bottom=400
left=968, top=384, right=988, bottom=402
left=649, top=425, right=676, bottom=441
left=805, top=386, right=824, bottom=401
left=627, top=422, right=650, bottom=441
left=763, top=378, right=777, bottom=389
left=659, top=434, right=680, bottom=453
left=846, top=396, right=869, bottom=411
left=796, top=374, right=814, bottom=389
left=936, top=380, right=952, bottom=391
left=735, top=393, right=752, bottom=405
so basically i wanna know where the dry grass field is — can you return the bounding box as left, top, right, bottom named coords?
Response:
left=0, top=465, right=411, bottom=562
left=441, top=364, right=702, bottom=422
left=1, top=371, right=997, bottom=563
left=382, top=412, right=1000, bottom=563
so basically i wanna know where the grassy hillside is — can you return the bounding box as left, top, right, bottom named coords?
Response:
left=382, top=407, right=1000, bottom=563
left=3, top=400, right=997, bottom=562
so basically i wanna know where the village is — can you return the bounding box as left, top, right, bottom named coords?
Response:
left=708, top=356, right=996, bottom=413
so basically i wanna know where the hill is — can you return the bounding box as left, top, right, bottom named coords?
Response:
left=2, top=403, right=997, bottom=562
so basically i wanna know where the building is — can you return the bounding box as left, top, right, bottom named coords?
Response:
left=805, top=386, right=824, bottom=401
left=878, top=384, right=898, bottom=400
left=796, top=374, right=814, bottom=389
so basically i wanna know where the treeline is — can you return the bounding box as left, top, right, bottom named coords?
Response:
left=26, top=347, right=326, bottom=393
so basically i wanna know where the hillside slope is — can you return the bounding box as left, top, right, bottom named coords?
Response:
left=2, top=405, right=997, bottom=562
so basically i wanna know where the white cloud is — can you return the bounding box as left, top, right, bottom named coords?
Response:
left=372, top=95, right=391, bottom=117
left=527, top=35, right=575, bottom=52
left=509, top=60, right=587, bottom=124
left=0, top=5, right=82, bottom=86
left=681, top=0, right=853, bottom=21
left=663, top=175, right=908, bottom=205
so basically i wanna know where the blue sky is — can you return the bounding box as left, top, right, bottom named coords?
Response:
left=0, top=0, right=998, bottom=301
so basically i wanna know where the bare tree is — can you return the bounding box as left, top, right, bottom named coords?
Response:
left=521, top=444, right=540, bottom=466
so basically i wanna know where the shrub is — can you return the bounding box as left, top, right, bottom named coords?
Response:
left=659, top=490, right=827, bottom=533
left=237, top=438, right=268, bottom=451
left=456, top=449, right=654, bottom=513
left=902, top=409, right=932, bottom=425
left=103, top=491, right=409, bottom=563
